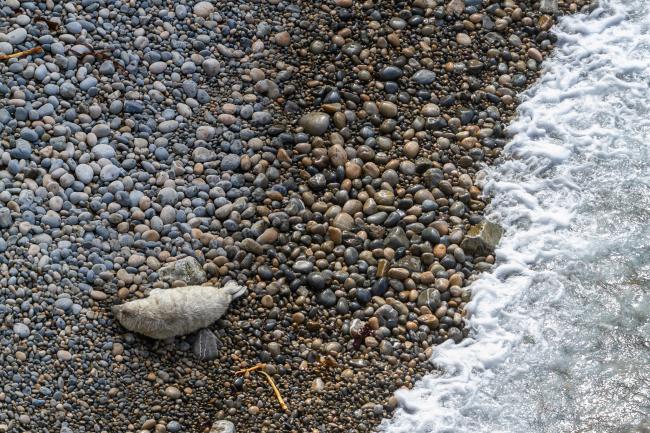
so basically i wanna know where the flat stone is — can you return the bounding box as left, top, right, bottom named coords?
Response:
left=124, top=100, right=144, bottom=113
left=100, top=164, right=120, bottom=182
left=460, top=220, right=503, bottom=256
left=149, top=61, right=167, bottom=74
left=192, top=147, right=217, bottom=163
left=164, top=386, right=182, bottom=399
left=92, top=144, right=115, bottom=159
left=378, top=66, right=403, bottom=81
left=13, top=323, right=29, bottom=338
left=411, top=70, right=436, bottom=84
left=446, top=0, right=465, bottom=15
left=158, top=120, right=179, bottom=133
left=7, top=28, right=27, bottom=45
left=54, top=298, right=74, bottom=312
left=157, top=187, right=178, bottom=206
left=196, top=125, right=216, bottom=141
left=0, top=208, right=13, bottom=228
left=92, top=124, right=111, bottom=138
left=210, top=420, right=236, bottom=433
left=221, top=154, right=240, bottom=171
left=158, top=256, right=206, bottom=285
left=317, top=289, right=337, bottom=307
left=395, top=255, right=422, bottom=272
left=90, top=290, right=108, bottom=301
left=456, top=33, right=472, bottom=46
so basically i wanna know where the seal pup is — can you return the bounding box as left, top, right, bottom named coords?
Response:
left=112, top=281, right=247, bottom=339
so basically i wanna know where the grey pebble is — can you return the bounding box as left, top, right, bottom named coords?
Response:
left=7, top=28, right=27, bottom=45
left=13, top=323, right=30, bottom=338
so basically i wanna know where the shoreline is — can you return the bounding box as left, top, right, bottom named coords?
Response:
left=0, top=1, right=590, bottom=432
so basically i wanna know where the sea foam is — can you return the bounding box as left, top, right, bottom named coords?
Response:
left=381, top=1, right=650, bottom=432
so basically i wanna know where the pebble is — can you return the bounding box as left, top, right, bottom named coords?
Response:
left=7, top=28, right=27, bottom=45
left=194, top=1, right=215, bottom=17
left=210, top=421, right=236, bottom=433
left=299, top=112, right=330, bottom=135
left=13, top=323, right=30, bottom=338
left=203, top=59, right=221, bottom=76
left=75, top=164, right=94, bottom=184
left=164, top=386, right=182, bottom=399
left=57, top=350, right=72, bottom=361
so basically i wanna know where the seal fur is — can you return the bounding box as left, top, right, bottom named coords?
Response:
left=112, top=281, right=247, bottom=339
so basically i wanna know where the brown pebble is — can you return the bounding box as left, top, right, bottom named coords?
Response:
left=403, top=141, right=420, bottom=158
left=261, top=295, right=274, bottom=308
left=528, top=47, right=543, bottom=62
left=433, top=244, right=447, bottom=258
left=275, top=31, right=291, bottom=46
left=90, top=290, right=107, bottom=301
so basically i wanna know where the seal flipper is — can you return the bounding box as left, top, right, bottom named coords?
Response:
left=221, top=281, right=247, bottom=299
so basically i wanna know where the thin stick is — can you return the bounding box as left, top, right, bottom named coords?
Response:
left=257, top=369, right=289, bottom=412
left=235, top=363, right=266, bottom=375
left=0, top=46, right=43, bottom=61
left=235, top=363, right=289, bottom=412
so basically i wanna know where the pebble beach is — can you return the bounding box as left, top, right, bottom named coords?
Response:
left=0, top=0, right=590, bottom=432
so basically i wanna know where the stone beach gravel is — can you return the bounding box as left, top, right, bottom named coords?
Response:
left=0, top=0, right=589, bottom=432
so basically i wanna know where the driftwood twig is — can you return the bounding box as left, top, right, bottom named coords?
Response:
left=0, top=46, right=43, bottom=61
left=235, top=363, right=289, bottom=412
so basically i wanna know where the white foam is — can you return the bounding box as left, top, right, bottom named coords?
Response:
left=380, top=1, right=650, bottom=432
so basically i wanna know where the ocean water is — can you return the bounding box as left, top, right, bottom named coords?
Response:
left=381, top=1, right=650, bottom=432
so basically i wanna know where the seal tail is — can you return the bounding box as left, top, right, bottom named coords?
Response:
left=222, top=281, right=247, bottom=299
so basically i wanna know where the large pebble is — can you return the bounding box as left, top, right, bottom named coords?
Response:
left=7, top=28, right=27, bottom=45
left=194, top=1, right=215, bottom=17
left=75, top=164, right=93, bottom=184
left=13, top=323, right=30, bottom=338
left=299, top=112, right=330, bottom=136
left=210, top=421, right=236, bottom=433
left=158, top=257, right=206, bottom=285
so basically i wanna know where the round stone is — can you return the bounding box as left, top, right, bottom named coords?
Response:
left=203, top=59, right=221, bottom=76
left=149, top=62, right=167, bottom=74
left=54, top=298, right=74, bottom=312
left=299, top=112, right=330, bottom=136
left=164, top=386, right=182, bottom=399
left=75, top=164, right=93, bottom=184
left=157, top=187, right=178, bottom=206
left=220, top=154, right=240, bottom=171
left=194, top=1, right=215, bottom=17
left=92, top=144, right=116, bottom=159
left=56, top=350, right=72, bottom=361
left=100, top=164, right=120, bottom=182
